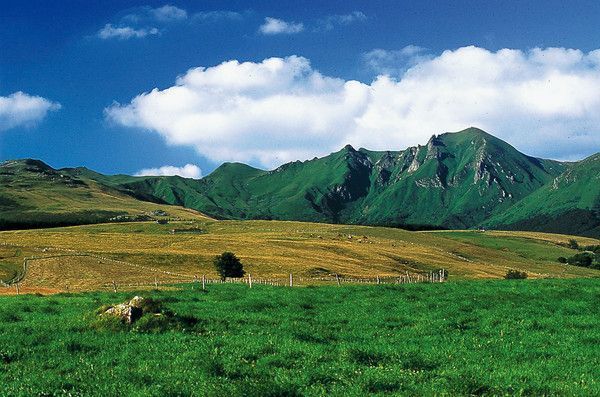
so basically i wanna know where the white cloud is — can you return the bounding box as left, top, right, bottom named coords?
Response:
left=107, top=47, right=600, bottom=166
left=259, top=17, right=304, bottom=34
left=0, top=91, right=60, bottom=131
left=135, top=164, right=202, bottom=179
left=192, top=10, right=243, bottom=22
left=363, top=46, right=430, bottom=75
left=318, top=11, right=367, bottom=31
left=150, top=5, right=187, bottom=22
left=97, top=24, right=159, bottom=40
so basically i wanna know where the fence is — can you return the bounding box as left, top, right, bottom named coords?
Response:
left=99, top=269, right=448, bottom=292
left=1, top=248, right=447, bottom=294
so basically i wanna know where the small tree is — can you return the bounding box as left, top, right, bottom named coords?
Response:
left=557, top=256, right=567, bottom=264
left=504, top=269, right=528, bottom=279
left=567, top=239, right=579, bottom=250
left=213, top=252, right=245, bottom=281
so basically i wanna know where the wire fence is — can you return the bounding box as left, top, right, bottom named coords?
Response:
left=98, top=269, right=448, bottom=292
left=1, top=250, right=447, bottom=294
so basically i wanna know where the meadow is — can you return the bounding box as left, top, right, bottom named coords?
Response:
left=1, top=220, right=599, bottom=291
left=0, top=279, right=598, bottom=396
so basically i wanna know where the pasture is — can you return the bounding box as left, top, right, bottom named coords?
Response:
left=1, top=220, right=599, bottom=291
left=0, top=279, right=598, bottom=396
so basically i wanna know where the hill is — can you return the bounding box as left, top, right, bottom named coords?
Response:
left=0, top=159, right=210, bottom=230
left=2, top=127, right=598, bottom=237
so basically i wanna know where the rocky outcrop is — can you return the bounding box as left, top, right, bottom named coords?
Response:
left=102, top=296, right=146, bottom=324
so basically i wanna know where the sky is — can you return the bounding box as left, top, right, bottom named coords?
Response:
left=1, top=0, right=600, bottom=177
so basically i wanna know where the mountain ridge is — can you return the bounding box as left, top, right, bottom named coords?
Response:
left=2, top=127, right=598, bottom=237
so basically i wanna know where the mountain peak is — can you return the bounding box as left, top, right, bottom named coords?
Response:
left=1, top=158, right=54, bottom=172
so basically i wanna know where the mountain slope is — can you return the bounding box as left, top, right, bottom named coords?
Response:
left=353, top=128, right=566, bottom=228
left=486, top=153, right=600, bottom=237
left=0, top=159, right=209, bottom=229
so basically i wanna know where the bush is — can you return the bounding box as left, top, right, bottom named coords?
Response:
left=504, top=269, right=528, bottom=279
left=567, top=239, right=579, bottom=250
left=567, top=252, right=593, bottom=267
left=557, top=256, right=567, bottom=264
left=213, top=252, right=245, bottom=280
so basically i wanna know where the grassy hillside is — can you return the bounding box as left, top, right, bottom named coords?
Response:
left=0, top=159, right=210, bottom=230
left=1, top=220, right=597, bottom=290
left=487, top=153, right=600, bottom=238
left=0, top=280, right=598, bottom=395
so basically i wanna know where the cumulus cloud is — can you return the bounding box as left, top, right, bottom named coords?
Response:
left=317, top=11, right=367, bottom=31
left=97, top=24, right=159, bottom=40
left=259, top=17, right=304, bottom=34
left=107, top=47, right=600, bottom=166
left=135, top=164, right=202, bottom=179
left=0, top=92, right=60, bottom=131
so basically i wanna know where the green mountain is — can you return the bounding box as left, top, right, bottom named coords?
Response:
left=2, top=128, right=598, bottom=237
left=486, top=153, right=600, bottom=237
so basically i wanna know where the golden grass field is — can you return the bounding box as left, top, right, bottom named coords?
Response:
left=1, top=217, right=598, bottom=292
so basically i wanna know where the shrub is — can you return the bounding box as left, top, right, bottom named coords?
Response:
left=567, top=239, right=579, bottom=250
left=504, top=269, right=528, bottom=279
left=557, top=256, right=567, bottom=264
left=567, top=252, right=593, bottom=267
left=213, top=252, right=245, bottom=280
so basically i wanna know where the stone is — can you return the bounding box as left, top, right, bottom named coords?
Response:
left=102, top=297, right=146, bottom=324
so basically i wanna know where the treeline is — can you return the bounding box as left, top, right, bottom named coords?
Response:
left=557, top=239, right=600, bottom=270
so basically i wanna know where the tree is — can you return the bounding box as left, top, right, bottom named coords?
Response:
left=557, top=256, right=567, bottom=264
left=504, top=269, right=528, bottom=279
left=213, top=252, right=245, bottom=281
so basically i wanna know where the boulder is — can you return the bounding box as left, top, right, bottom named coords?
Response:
left=102, top=296, right=146, bottom=324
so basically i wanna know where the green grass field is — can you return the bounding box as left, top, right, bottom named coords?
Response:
left=0, top=279, right=598, bottom=396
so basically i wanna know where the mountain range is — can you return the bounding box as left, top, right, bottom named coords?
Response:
left=2, top=127, right=599, bottom=237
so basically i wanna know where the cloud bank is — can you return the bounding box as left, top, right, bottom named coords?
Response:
left=0, top=92, right=60, bottom=131
left=259, top=17, right=304, bottom=34
left=135, top=164, right=202, bottom=179
left=107, top=46, right=600, bottom=166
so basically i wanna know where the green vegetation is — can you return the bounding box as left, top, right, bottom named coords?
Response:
left=557, top=242, right=600, bottom=269
left=3, top=128, right=598, bottom=237
left=0, top=280, right=598, bottom=395
left=504, top=269, right=528, bottom=279
left=213, top=252, right=245, bottom=280
left=487, top=153, right=600, bottom=238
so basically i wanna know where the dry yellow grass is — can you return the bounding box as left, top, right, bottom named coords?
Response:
left=0, top=220, right=598, bottom=291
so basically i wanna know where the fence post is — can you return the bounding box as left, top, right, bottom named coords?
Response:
left=248, top=274, right=252, bottom=288
left=112, top=280, right=117, bottom=293
left=155, top=276, right=158, bottom=288
left=289, top=273, right=293, bottom=287
left=15, top=283, right=19, bottom=295
left=336, top=274, right=341, bottom=286
left=202, top=274, right=206, bottom=291
left=376, top=276, right=380, bottom=285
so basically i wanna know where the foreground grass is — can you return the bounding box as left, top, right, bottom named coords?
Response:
left=0, top=280, right=599, bottom=396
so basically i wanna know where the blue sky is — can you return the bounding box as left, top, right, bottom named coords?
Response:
left=1, top=1, right=600, bottom=177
